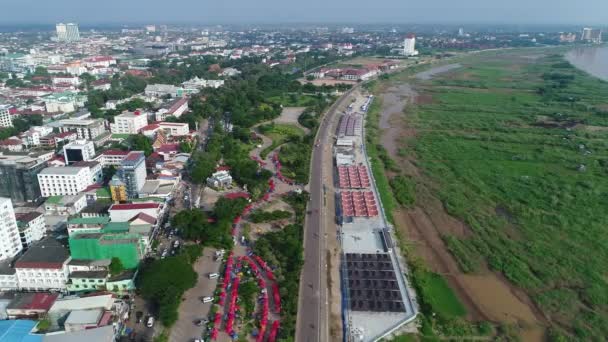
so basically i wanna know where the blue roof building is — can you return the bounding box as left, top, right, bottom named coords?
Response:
left=0, top=320, right=42, bottom=342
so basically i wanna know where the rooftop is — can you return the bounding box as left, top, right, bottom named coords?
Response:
left=39, top=166, right=87, bottom=175
left=69, top=270, right=108, bottom=279
left=15, top=238, right=70, bottom=269
left=0, top=320, right=41, bottom=342
left=68, top=217, right=111, bottom=226
left=7, top=293, right=59, bottom=311
left=64, top=308, right=103, bottom=325
left=109, top=202, right=160, bottom=211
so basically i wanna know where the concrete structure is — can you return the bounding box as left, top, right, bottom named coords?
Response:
left=73, top=161, right=102, bottom=184
left=15, top=212, right=46, bottom=249
left=206, top=170, right=232, bottom=189
left=44, top=193, right=87, bottom=216
left=0, top=198, right=23, bottom=261
left=56, top=23, right=80, bottom=42
left=581, top=27, right=603, bottom=44
left=21, top=126, right=53, bottom=147
left=37, top=167, right=93, bottom=197
left=43, top=92, right=86, bottom=113
left=145, top=84, right=181, bottom=98
left=403, top=34, right=418, bottom=56
left=0, top=155, right=47, bottom=203
left=108, top=202, right=160, bottom=222
left=63, top=140, right=95, bottom=165
left=0, top=104, right=13, bottom=128
left=117, top=152, right=146, bottom=198
left=6, top=293, right=58, bottom=319
left=15, top=237, right=70, bottom=291
left=155, top=97, right=189, bottom=121
left=110, top=110, right=148, bottom=134
left=159, top=122, right=189, bottom=136
left=94, top=149, right=128, bottom=167
left=52, top=118, right=106, bottom=140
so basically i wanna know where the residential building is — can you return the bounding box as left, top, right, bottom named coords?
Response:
left=15, top=212, right=46, bottom=249
left=94, top=149, right=129, bottom=167
left=0, top=198, right=23, bottom=261
left=109, top=176, right=127, bottom=202
left=40, top=131, right=78, bottom=148
left=117, top=152, right=147, bottom=198
left=73, top=160, right=102, bottom=183
left=155, top=97, right=189, bottom=121
left=0, top=262, right=18, bottom=291
left=144, top=84, right=181, bottom=98
left=159, top=122, right=189, bottom=136
left=110, top=110, right=148, bottom=134
left=53, top=118, right=107, bottom=140
left=21, top=126, right=53, bottom=147
left=56, top=23, right=80, bottom=42
left=5, top=293, right=58, bottom=318
left=108, top=202, right=160, bottom=222
left=403, top=34, right=418, bottom=56
left=0, top=104, right=13, bottom=128
left=83, top=56, right=117, bottom=68
left=43, top=92, right=87, bottom=113
left=44, top=193, right=87, bottom=216
left=14, top=237, right=71, bottom=291
left=37, top=166, right=93, bottom=197
left=63, top=140, right=95, bottom=165
left=0, top=138, right=23, bottom=152
left=0, top=155, right=47, bottom=203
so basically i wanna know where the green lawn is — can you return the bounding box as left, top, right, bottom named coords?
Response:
left=408, top=50, right=608, bottom=340
left=258, top=123, right=305, bottom=158
left=267, top=94, right=317, bottom=107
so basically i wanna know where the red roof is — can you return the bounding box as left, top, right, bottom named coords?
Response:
left=55, top=131, right=77, bottom=139
left=156, top=144, right=179, bottom=153
left=166, top=97, right=188, bottom=114
left=103, top=149, right=129, bottom=156
left=85, top=56, right=115, bottom=63
left=216, top=165, right=231, bottom=171
left=110, top=203, right=160, bottom=210
left=0, top=139, right=22, bottom=146
left=141, top=124, right=160, bottom=131
left=129, top=212, right=157, bottom=224
left=224, top=192, right=250, bottom=200
left=15, top=293, right=59, bottom=311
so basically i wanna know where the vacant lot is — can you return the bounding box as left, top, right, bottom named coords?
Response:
left=404, top=50, right=608, bottom=340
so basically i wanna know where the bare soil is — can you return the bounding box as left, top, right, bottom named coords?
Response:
left=376, top=72, right=547, bottom=341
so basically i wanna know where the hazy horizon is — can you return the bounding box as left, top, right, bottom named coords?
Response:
left=1, top=0, right=607, bottom=26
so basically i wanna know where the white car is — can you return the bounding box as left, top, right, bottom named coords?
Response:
left=147, top=316, right=155, bottom=328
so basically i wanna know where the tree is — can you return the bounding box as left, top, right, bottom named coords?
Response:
left=79, top=73, right=95, bottom=90
left=109, top=257, right=125, bottom=275
left=127, top=134, right=153, bottom=156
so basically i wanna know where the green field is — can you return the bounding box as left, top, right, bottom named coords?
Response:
left=258, top=123, right=305, bottom=158
left=408, top=50, right=608, bottom=340
left=267, top=94, right=318, bottom=107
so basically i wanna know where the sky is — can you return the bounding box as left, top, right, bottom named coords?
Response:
left=0, top=0, right=606, bottom=25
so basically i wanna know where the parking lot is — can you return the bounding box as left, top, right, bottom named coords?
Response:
left=169, top=248, right=222, bottom=342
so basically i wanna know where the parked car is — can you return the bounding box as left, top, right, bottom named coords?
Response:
left=147, top=316, right=155, bottom=328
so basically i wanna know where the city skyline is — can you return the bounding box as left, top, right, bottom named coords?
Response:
left=1, top=0, right=607, bottom=25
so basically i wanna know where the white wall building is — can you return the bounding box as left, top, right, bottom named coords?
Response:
left=16, top=212, right=46, bottom=249
left=403, top=34, right=419, bottom=56
left=111, top=111, right=148, bottom=134
left=63, top=140, right=95, bottom=165
left=0, top=198, right=23, bottom=261
left=109, top=202, right=161, bottom=222
left=37, top=166, right=93, bottom=197
left=56, top=23, right=80, bottom=42
left=159, top=122, right=189, bottom=136
left=15, top=237, right=71, bottom=291
left=21, top=126, right=53, bottom=146
left=0, top=104, right=13, bottom=128
left=94, top=149, right=129, bottom=167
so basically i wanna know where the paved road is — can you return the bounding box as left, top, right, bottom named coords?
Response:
left=296, top=86, right=358, bottom=342
left=169, top=248, right=221, bottom=342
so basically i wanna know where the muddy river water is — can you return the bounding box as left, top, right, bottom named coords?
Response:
left=566, top=46, right=608, bottom=81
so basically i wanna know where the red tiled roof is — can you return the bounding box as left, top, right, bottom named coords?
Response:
left=103, top=149, right=129, bottom=156
left=0, top=139, right=21, bottom=146
left=55, top=131, right=77, bottom=139
left=129, top=212, right=157, bottom=225
left=224, top=192, right=250, bottom=200
left=156, top=144, right=179, bottom=153
left=216, top=165, right=230, bottom=171
left=141, top=124, right=160, bottom=131
left=14, top=293, right=59, bottom=311
left=110, top=203, right=160, bottom=210
left=15, top=261, right=65, bottom=269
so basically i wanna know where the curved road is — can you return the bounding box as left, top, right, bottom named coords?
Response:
left=296, top=86, right=359, bottom=342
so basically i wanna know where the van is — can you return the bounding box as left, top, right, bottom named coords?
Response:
left=202, top=296, right=213, bottom=303
left=208, top=273, right=219, bottom=279
left=147, top=316, right=155, bottom=328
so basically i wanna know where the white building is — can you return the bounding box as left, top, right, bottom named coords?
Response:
left=53, top=118, right=107, bottom=140
left=37, top=166, right=93, bottom=197
left=15, top=212, right=46, bottom=249
left=155, top=97, right=189, bottom=121
left=94, top=149, right=129, bottom=167
left=111, top=111, right=148, bottom=134
left=109, top=202, right=161, bottom=222
left=21, top=126, right=53, bottom=146
left=56, top=23, right=80, bottom=42
left=52, top=75, right=80, bottom=86
left=403, top=34, right=419, bottom=56
left=44, top=193, right=88, bottom=216
left=0, top=198, right=23, bottom=261
left=0, top=104, right=13, bottom=128
left=206, top=170, right=232, bottom=189
left=159, top=122, right=189, bottom=136
left=63, top=140, right=95, bottom=165
left=15, top=237, right=71, bottom=291
left=145, top=84, right=181, bottom=98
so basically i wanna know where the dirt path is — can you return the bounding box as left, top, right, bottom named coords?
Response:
left=376, top=72, right=546, bottom=340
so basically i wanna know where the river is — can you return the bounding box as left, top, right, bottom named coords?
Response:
left=565, top=46, right=608, bottom=81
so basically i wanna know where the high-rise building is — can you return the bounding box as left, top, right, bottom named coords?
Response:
left=0, top=155, right=47, bottom=203
left=0, top=197, right=24, bottom=261
left=0, top=105, right=13, bottom=128
left=56, top=23, right=80, bottom=42
left=118, top=152, right=147, bottom=199
left=581, top=28, right=603, bottom=44
left=403, top=34, right=419, bottom=57
left=37, top=166, right=93, bottom=197
left=458, top=28, right=465, bottom=37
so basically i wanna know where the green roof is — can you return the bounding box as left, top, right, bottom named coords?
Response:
left=132, top=197, right=165, bottom=203
left=46, top=196, right=63, bottom=205
left=103, top=222, right=130, bottom=233
left=69, top=232, right=145, bottom=269
left=96, top=187, right=111, bottom=198
left=68, top=216, right=111, bottom=225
